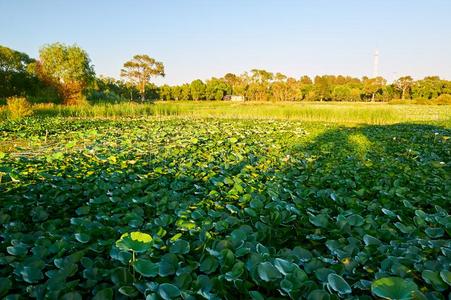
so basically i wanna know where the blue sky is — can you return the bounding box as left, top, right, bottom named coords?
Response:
left=1, top=0, right=450, bottom=84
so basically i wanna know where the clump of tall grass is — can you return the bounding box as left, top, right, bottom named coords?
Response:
left=5, top=97, right=33, bottom=120
left=33, top=102, right=181, bottom=119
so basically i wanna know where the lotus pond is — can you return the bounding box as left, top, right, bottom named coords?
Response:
left=0, top=117, right=450, bottom=299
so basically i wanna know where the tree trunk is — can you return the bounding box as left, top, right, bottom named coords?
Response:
left=402, top=87, right=406, bottom=100
left=371, top=93, right=375, bottom=102
left=140, top=81, right=145, bottom=102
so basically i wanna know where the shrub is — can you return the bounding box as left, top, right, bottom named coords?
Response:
left=6, top=96, right=33, bottom=119
left=388, top=99, right=410, bottom=105
left=433, top=94, right=451, bottom=105
left=411, top=98, right=429, bottom=105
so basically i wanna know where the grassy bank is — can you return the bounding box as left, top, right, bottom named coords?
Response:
left=2, top=101, right=450, bottom=125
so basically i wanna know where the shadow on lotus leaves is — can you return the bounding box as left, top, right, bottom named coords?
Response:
left=0, top=120, right=449, bottom=298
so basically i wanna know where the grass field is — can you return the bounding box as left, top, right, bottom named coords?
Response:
left=1, top=101, right=449, bottom=125
left=0, top=105, right=450, bottom=299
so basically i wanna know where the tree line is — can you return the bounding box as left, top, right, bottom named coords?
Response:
left=1, top=43, right=451, bottom=104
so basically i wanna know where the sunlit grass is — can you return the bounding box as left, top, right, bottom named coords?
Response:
left=3, top=101, right=451, bottom=125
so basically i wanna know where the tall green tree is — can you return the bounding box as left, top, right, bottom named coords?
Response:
left=394, top=76, right=414, bottom=100
left=363, top=77, right=386, bottom=101
left=0, top=45, right=34, bottom=98
left=190, top=79, right=206, bottom=100
left=159, top=84, right=172, bottom=100
left=36, top=43, right=94, bottom=104
left=271, top=73, right=288, bottom=101
left=313, top=75, right=332, bottom=101
left=246, top=69, right=273, bottom=101
left=206, top=78, right=230, bottom=100
left=0, top=45, right=33, bottom=73
left=411, top=76, right=442, bottom=99
left=121, top=54, right=165, bottom=102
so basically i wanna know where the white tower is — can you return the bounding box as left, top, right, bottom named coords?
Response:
left=373, top=49, right=379, bottom=78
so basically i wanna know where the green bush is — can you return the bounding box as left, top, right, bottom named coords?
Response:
left=433, top=94, right=451, bottom=105
left=6, top=96, right=33, bottom=119
left=388, top=99, right=410, bottom=105
left=412, top=98, right=430, bottom=105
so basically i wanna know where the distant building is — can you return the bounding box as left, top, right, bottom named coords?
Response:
left=224, top=95, right=245, bottom=101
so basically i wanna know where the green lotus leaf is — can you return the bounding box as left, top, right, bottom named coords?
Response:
left=249, top=290, right=265, bottom=300
left=225, top=261, right=245, bottom=281
left=93, top=288, right=113, bottom=300
left=169, top=239, right=190, bottom=254
left=158, top=283, right=180, bottom=300
left=20, top=266, right=44, bottom=283
left=159, top=254, right=178, bottom=277
left=118, top=286, right=139, bottom=297
left=7, top=243, right=28, bottom=256
left=381, top=208, right=397, bottom=218
left=327, top=273, right=351, bottom=294
left=347, top=214, right=364, bottom=226
left=307, top=289, right=331, bottom=300
left=200, top=255, right=219, bottom=274
left=309, top=214, right=329, bottom=228
left=61, top=292, right=82, bottom=300
left=371, top=277, right=419, bottom=300
left=244, top=207, right=257, bottom=217
left=75, top=232, right=90, bottom=243
left=424, top=227, right=444, bottom=238
left=421, top=270, right=447, bottom=291
left=133, top=259, right=159, bottom=277
left=111, top=267, right=134, bottom=285
left=315, top=268, right=335, bottom=282
left=363, top=234, right=382, bottom=246
left=0, top=277, right=12, bottom=297
left=440, top=270, right=451, bottom=285
left=274, top=258, right=296, bottom=275
left=257, top=261, right=282, bottom=282
left=115, top=232, right=153, bottom=253
left=292, top=246, right=313, bottom=262
left=280, top=278, right=294, bottom=293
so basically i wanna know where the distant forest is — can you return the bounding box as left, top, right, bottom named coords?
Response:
left=1, top=44, right=451, bottom=105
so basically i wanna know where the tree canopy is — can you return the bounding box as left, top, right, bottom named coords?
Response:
left=120, top=54, right=165, bottom=102
left=1, top=44, right=451, bottom=105
left=36, top=43, right=95, bottom=104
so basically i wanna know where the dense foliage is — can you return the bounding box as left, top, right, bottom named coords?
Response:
left=0, top=118, right=449, bottom=299
left=0, top=46, right=59, bottom=104
left=35, top=43, right=95, bottom=105
left=1, top=44, right=451, bottom=104
left=95, top=71, right=451, bottom=104
left=120, top=55, right=165, bottom=102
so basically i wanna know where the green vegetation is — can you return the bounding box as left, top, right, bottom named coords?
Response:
left=2, top=101, right=449, bottom=125
left=120, top=55, right=165, bottom=102
left=35, top=43, right=95, bottom=105
left=0, top=116, right=449, bottom=299
left=2, top=44, right=451, bottom=104
left=4, top=97, right=33, bottom=120
left=0, top=38, right=450, bottom=299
